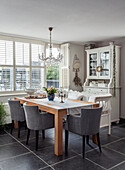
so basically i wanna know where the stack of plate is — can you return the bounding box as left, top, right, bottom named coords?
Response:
left=25, top=88, right=37, bottom=96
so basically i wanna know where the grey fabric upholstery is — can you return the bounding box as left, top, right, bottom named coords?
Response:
left=64, top=107, right=102, bottom=158
left=23, top=103, right=54, bottom=131
left=64, top=107, right=102, bottom=136
left=8, top=99, right=25, bottom=122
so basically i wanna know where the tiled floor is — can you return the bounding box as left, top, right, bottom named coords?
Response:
left=0, top=123, right=125, bottom=170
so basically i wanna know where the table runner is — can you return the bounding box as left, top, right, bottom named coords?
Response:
left=32, top=97, right=92, bottom=115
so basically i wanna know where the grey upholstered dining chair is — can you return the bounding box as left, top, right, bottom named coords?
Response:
left=23, top=103, right=54, bottom=151
left=8, top=99, right=26, bottom=138
left=64, top=107, right=102, bottom=158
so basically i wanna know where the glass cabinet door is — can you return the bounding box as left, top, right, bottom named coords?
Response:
left=89, top=53, right=97, bottom=77
left=100, top=51, right=110, bottom=77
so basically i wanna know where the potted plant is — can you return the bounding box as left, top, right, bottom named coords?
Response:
left=0, top=102, right=7, bottom=130
left=43, top=86, right=58, bottom=101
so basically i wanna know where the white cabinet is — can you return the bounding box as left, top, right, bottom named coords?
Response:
left=99, top=50, right=110, bottom=78
left=85, top=45, right=120, bottom=87
left=88, top=52, right=98, bottom=78
left=84, top=44, right=121, bottom=123
left=87, top=47, right=111, bottom=79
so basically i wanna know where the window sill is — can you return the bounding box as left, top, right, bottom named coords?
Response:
left=0, top=92, right=27, bottom=97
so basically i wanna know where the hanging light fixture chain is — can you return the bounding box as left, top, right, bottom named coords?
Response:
left=50, top=28, right=52, bottom=49
left=49, top=27, right=53, bottom=57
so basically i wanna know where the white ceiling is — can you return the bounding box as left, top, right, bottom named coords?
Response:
left=0, top=0, right=125, bottom=44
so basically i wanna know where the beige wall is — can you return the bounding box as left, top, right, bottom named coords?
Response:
left=69, top=44, right=84, bottom=91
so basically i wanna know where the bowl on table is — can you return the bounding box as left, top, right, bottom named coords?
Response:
left=25, top=88, right=37, bottom=96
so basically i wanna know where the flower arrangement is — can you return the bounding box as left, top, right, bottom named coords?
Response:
left=43, top=86, right=58, bottom=95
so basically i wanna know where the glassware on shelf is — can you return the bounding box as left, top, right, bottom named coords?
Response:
left=90, top=53, right=97, bottom=61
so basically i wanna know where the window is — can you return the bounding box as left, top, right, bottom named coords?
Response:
left=0, top=40, right=13, bottom=65
left=32, top=68, right=44, bottom=89
left=0, top=40, right=13, bottom=91
left=15, top=42, right=29, bottom=66
left=46, top=47, right=59, bottom=88
left=31, top=44, right=44, bottom=66
left=0, top=37, right=60, bottom=92
left=46, top=64, right=59, bottom=88
left=31, top=44, right=45, bottom=89
left=15, top=42, right=30, bottom=90
left=0, top=67, right=13, bottom=91
left=16, top=67, right=30, bottom=90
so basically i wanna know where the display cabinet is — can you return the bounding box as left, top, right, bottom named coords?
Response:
left=87, top=47, right=111, bottom=79
left=84, top=43, right=121, bottom=123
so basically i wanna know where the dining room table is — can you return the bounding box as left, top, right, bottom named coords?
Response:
left=14, top=97, right=99, bottom=156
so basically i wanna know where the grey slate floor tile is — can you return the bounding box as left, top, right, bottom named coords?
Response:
left=0, top=142, right=29, bottom=161
left=52, top=155, right=104, bottom=170
left=106, top=139, right=125, bottom=155
left=110, top=161, right=125, bottom=170
left=34, top=146, right=76, bottom=165
left=0, top=134, right=17, bottom=146
left=0, top=124, right=125, bottom=170
left=0, top=152, right=47, bottom=170
left=86, top=147, right=125, bottom=169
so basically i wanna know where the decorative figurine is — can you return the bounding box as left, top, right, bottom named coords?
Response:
left=58, top=89, right=66, bottom=103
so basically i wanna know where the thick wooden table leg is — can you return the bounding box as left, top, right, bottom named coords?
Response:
left=92, top=134, right=98, bottom=144
left=14, top=121, right=18, bottom=129
left=55, top=111, right=63, bottom=156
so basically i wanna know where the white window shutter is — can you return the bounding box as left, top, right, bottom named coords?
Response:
left=0, top=40, right=13, bottom=65
left=60, top=43, right=70, bottom=89
left=31, top=44, right=45, bottom=89
left=31, top=44, right=44, bottom=66
left=15, top=42, right=29, bottom=66
left=0, top=40, right=13, bottom=91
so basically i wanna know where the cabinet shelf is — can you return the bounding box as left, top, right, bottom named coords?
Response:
left=101, top=59, right=109, bottom=61
left=102, top=69, right=109, bottom=71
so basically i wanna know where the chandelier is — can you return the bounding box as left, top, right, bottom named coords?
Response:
left=39, top=27, right=63, bottom=65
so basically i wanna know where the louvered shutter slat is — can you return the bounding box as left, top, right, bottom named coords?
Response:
left=60, top=43, right=70, bottom=89
left=0, top=40, right=13, bottom=91
left=15, top=42, right=29, bottom=65
left=31, top=44, right=44, bottom=88
left=0, top=40, right=13, bottom=65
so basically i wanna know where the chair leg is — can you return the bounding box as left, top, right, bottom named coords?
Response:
left=18, top=121, right=21, bottom=138
left=108, top=123, right=111, bottom=135
left=36, top=130, right=39, bottom=151
left=82, top=136, right=85, bottom=159
left=65, top=130, right=69, bottom=153
left=86, top=135, right=89, bottom=145
left=97, top=133, right=102, bottom=152
left=25, top=121, right=27, bottom=130
left=26, top=129, right=30, bottom=145
left=108, top=113, right=111, bottom=135
left=42, top=130, right=45, bottom=139
left=10, top=120, right=14, bottom=134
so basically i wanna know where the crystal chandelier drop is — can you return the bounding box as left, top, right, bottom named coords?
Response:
left=39, top=27, right=63, bottom=65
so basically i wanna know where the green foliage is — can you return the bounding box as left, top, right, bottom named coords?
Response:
left=46, top=64, right=59, bottom=80
left=43, top=86, right=58, bottom=95
left=0, top=102, right=7, bottom=127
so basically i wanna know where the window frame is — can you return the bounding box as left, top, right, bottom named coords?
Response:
left=0, top=36, right=46, bottom=93
left=0, top=35, right=60, bottom=94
